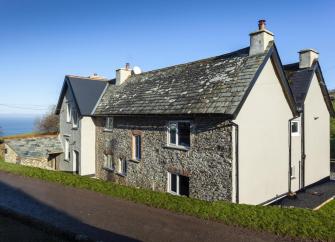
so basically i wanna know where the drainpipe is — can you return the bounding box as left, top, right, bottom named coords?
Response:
left=288, top=117, right=295, bottom=194
left=301, top=106, right=306, bottom=189
left=229, top=121, right=239, bottom=204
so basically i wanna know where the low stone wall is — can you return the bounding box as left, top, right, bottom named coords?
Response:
left=20, top=157, right=54, bottom=170
left=95, top=115, right=233, bottom=202
left=331, top=161, right=335, bottom=180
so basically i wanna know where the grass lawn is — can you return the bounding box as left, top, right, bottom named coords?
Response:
left=0, top=160, right=334, bottom=241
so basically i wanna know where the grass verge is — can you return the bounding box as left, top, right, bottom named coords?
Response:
left=0, top=160, right=334, bottom=241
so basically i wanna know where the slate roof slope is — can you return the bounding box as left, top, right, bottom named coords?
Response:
left=95, top=46, right=271, bottom=116
left=6, top=136, right=63, bottom=158
left=284, top=63, right=314, bottom=108
left=56, top=76, right=108, bottom=116
left=284, top=62, right=335, bottom=116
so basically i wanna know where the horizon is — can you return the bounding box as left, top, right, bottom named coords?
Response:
left=0, top=0, right=334, bottom=117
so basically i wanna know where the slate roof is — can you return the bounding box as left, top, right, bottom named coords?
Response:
left=284, top=63, right=314, bottom=108
left=284, top=62, right=335, bottom=116
left=6, top=136, right=63, bottom=158
left=95, top=45, right=273, bottom=116
left=56, top=76, right=108, bottom=116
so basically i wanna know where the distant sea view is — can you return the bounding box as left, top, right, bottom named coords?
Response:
left=0, top=116, right=36, bottom=137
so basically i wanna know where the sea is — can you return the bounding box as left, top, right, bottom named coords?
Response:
left=0, top=116, right=36, bottom=137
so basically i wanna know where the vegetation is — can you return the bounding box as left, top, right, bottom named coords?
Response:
left=34, top=105, right=59, bottom=133
left=0, top=160, right=334, bottom=241
left=1, top=132, right=57, bottom=140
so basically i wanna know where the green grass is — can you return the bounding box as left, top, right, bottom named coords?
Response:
left=0, top=160, right=334, bottom=241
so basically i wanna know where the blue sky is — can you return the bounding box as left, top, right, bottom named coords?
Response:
left=0, top=0, right=334, bottom=117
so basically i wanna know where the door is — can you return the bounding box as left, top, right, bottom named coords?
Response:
left=73, top=150, right=80, bottom=174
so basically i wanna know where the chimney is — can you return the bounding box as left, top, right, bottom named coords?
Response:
left=298, top=49, right=319, bottom=69
left=249, top=20, right=274, bottom=56
left=115, top=63, right=132, bottom=85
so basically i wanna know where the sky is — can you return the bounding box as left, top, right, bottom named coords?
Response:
left=0, top=0, right=334, bottom=117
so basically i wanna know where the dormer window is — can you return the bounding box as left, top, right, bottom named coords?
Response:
left=105, top=117, right=114, bottom=130
left=167, top=121, right=191, bottom=148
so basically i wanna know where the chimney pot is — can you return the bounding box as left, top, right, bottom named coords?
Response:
left=125, top=63, right=130, bottom=70
left=258, top=19, right=266, bottom=30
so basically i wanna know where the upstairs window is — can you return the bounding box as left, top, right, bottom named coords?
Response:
left=66, top=102, right=72, bottom=123
left=105, top=117, right=114, bottom=130
left=132, top=135, right=142, bottom=161
left=168, top=121, right=191, bottom=148
left=72, top=109, right=78, bottom=128
left=291, top=121, right=300, bottom=136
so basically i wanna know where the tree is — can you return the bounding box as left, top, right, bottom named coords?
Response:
left=35, top=105, right=59, bottom=133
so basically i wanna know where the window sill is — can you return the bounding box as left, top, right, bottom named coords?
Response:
left=72, top=127, right=78, bottom=130
left=116, top=172, right=126, bottom=177
left=103, top=166, right=114, bottom=172
left=103, top=129, right=113, bottom=132
left=129, top=159, right=140, bottom=163
left=163, top=145, right=190, bottom=151
left=64, top=159, right=70, bottom=162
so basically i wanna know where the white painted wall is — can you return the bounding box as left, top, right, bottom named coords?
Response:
left=80, top=117, right=96, bottom=176
left=304, top=73, right=330, bottom=186
left=234, top=58, right=293, bottom=205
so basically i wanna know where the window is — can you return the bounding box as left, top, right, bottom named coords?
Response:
left=72, top=109, right=78, bottom=128
left=290, top=165, right=296, bottom=179
left=117, top=158, right=127, bottom=175
left=168, top=121, right=191, bottom=148
left=66, top=102, right=72, bottom=123
left=4, top=149, right=7, bottom=154
left=105, top=117, right=114, bottom=130
left=64, top=138, right=70, bottom=161
left=168, top=172, right=189, bottom=196
left=132, top=135, right=142, bottom=161
left=291, top=121, right=300, bottom=136
left=104, top=154, right=114, bottom=170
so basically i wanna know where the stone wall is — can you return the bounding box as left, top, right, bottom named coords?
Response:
left=95, top=116, right=233, bottom=201
left=4, top=144, right=18, bottom=164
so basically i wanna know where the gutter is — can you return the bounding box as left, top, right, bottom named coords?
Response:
left=229, top=121, right=239, bottom=204
left=301, top=106, right=306, bottom=189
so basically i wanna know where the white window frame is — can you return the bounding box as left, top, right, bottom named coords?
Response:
left=66, top=102, right=72, bottom=123
left=167, top=121, right=191, bottom=148
left=117, top=158, right=127, bottom=175
left=72, top=109, right=79, bottom=129
left=105, top=117, right=114, bottom=131
left=132, top=135, right=142, bottom=161
left=103, top=154, right=114, bottom=170
left=64, top=138, right=70, bottom=161
left=167, top=172, right=180, bottom=195
left=291, top=121, right=300, bottom=136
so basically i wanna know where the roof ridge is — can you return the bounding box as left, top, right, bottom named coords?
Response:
left=132, top=46, right=250, bottom=78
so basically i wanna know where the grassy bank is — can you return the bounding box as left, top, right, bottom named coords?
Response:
left=0, top=160, right=334, bottom=241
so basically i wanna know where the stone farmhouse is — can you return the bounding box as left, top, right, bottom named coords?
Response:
left=56, top=20, right=334, bottom=205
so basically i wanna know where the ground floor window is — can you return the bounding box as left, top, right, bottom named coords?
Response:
left=103, top=154, right=114, bottom=170
left=168, top=172, right=189, bottom=196
left=117, top=158, right=127, bottom=175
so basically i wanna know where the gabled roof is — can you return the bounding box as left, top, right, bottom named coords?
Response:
left=94, top=42, right=297, bottom=118
left=6, top=136, right=63, bottom=158
left=55, top=76, right=108, bottom=116
left=284, top=62, right=335, bottom=116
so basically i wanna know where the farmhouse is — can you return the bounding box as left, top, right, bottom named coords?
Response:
left=4, top=136, right=63, bottom=170
left=55, top=20, right=334, bottom=205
